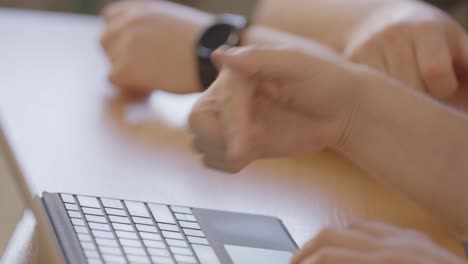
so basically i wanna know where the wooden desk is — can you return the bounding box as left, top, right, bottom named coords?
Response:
left=0, top=8, right=464, bottom=257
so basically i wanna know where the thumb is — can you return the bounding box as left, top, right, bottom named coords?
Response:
left=216, top=67, right=256, bottom=162
left=211, top=45, right=304, bottom=80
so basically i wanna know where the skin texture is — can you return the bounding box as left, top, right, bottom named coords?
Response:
left=189, top=45, right=359, bottom=173
left=101, top=0, right=468, bottom=99
left=342, top=0, right=468, bottom=98
left=100, top=0, right=213, bottom=94
left=188, top=45, right=468, bottom=263
left=291, top=221, right=466, bottom=264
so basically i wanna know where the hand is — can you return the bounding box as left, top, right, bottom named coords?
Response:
left=344, top=0, right=468, bottom=98
left=189, top=45, right=362, bottom=173
left=100, top=0, right=212, bottom=95
left=292, top=221, right=467, bottom=264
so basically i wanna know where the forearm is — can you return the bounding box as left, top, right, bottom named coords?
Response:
left=337, top=67, right=468, bottom=238
left=253, top=0, right=406, bottom=52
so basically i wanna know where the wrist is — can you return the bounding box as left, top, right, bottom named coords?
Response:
left=175, top=9, right=215, bottom=93
left=330, top=65, right=370, bottom=154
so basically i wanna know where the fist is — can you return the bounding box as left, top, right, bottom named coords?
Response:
left=189, top=45, right=362, bottom=173
left=344, top=1, right=468, bottom=98
left=100, top=0, right=212, bottom=95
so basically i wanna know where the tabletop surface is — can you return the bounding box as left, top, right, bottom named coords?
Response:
left=0, top=8, right=464, bottom=257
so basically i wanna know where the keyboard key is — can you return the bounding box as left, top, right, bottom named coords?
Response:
left=112, top=223, right=134, bottom=232
left=184, top=214, right=197, bottom=222
left=124, top=246, right=147, bottom=256
left=178, top=221, right=200, bottom=230
left=74, top=226, right=89, bottom=234
left=109, top=215, right=131, bottom=224
left=120, top=238, right=143, bottom=248
left=85, top=251, right=100, bottom=259
left=99, top=246, right=123, bottom=255
left=125, top=201, right=150, bottom=217
left=148, top=204, right=175, bottom=224
left=80, top=241, right=97, bottom=250
left=166, top=239, right=187, bottom=248
left=82, top=207, right=104, bottom=216
left=170, top=247, right=192, bottom=256
left=127, top=254, right=151, bottom=263
left=150, top=256, right=174, bottom=264
left=132, top=216, right=153, bottom=225
left=71, top=218, right=85, bottom=226
left=68, top=211, right=82, bottom=219
left=136, top=224, right=157, bottom=233
left=174, top=213, right=187, bottom=221
left=187, top=236, right=209, bottom=245
left=89, top=222, right=111, bottom=231
left=192, top=244, right=220, bottom=264
left=174, top=254, right=197, bottom=263
left=65, top=203, right=79, bottom=211
left=88, top=259, right=103, bottom=264
left=102, top=254, right=127, bottom=263
left=143, top=239, right=166, bottom=249
left=116, top=230, right=138, bottom=240
left=86, top=215, right=107, bottom=224
left=77, top=196, right=101, bottom=208
left=139, top=232, right=162, bottom=241
left=101, top=198, right=124, bottom=209
left=170, top=206, right=191, bottom=214
left=60, top=194, right=75, bottom=203
left=92, top=230, right=115, bottom=240
left=105, top=208, right=127, bottom=217
left=95, top=238, right=119, bottom=247
left=162, top=231, right=184, bottom=240
left=183, top=229, right=204, bottom=237
left=77, top=233, right=93, bottom=242
left=157, top=223, right=179, bottom=232
left=84, top=249, right=100, bottom=259
left=147, top=248, right=170, bottom=257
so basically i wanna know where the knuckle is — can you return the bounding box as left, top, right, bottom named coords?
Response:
left=413, top=19, right=439, bottom=33
left=313, top=248, right=336, bottom=263
left=344, top=48, right=365, bottom=63
left=421, top=63, right=446, bottom=81
left=344, top=39, right=375, bottom=63
left=315, top=227, right=339, bottom=243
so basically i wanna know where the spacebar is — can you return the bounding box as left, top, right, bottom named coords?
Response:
left=192, top=244, right=220, bottom=264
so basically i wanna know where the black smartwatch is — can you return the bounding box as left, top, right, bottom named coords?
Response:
left=196, top=14, right=248, bottom=90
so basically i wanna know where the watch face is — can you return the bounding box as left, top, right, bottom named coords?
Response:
left=200, top=24, right=237, bottom=50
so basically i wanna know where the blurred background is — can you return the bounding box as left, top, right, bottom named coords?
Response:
left=0, top=0, right=466, bottom=28
left=0, top=0, right=256, bottom=16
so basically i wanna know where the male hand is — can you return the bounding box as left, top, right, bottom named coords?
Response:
left=100, top=0, right=212, bottom=95
left=344, top=0, right=468, bottom=98
left=292, top=221, right=467, bottom=264
left=189, top=45, right=362, bottom=173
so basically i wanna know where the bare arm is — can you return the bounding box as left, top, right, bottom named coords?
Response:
left=337, top=68, right=468, bottom=238
left=254, top=0, right=400, bottom=51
